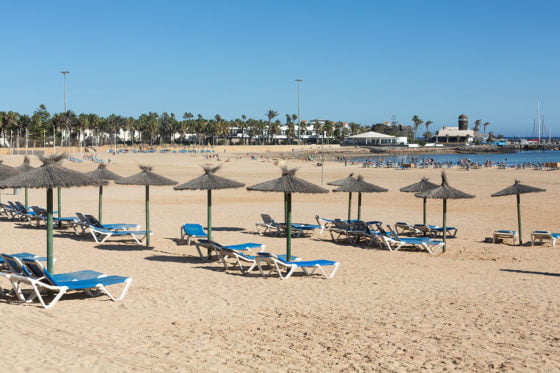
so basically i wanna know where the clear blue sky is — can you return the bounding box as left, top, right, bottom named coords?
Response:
left=1, top=0, right=558, bottom=136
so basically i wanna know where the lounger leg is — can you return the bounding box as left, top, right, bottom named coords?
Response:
left=100, top=233, right=112, bottom=243
left=30, top=282, right=68, bottom=310
left=98, top=278, right=133, bottom=301
left=195, top=244, right=209, bottom=260
left=89, top=230, right=101, bottom=243
left=256, top=260, right=266, bottom=276
left=281, top=265, right=297, bottom=280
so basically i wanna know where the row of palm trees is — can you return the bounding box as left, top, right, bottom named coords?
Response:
left=0, top=105, right=365, bottom=148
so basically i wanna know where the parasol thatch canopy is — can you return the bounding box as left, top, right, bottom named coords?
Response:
left=333, top=175, right=388, bottom=221
left=327, top=173, right=354, bottom=187
left=116, top=165, right=178, bottom=186
left=116, top=165, right=178, bottom=246
left=85, top=163, right=122, bottom=182
left=400, top=177, right=439, bottom=225
left=0, top=154, right=100, bottom=189
left=491, top=180, right=545, bottom=197
left=491, top=180, right=545, bottom=245
left=16, top=156, right=36, bottom=208
left=174, top=165, right=245, bottom=241
left=334, top=175, right=388, bottom=193
left=247, top=166, right=328, bottom=260
left=0, top=153, right=100, bottom=273
left=0, top=160, right=19, bottom=180
left=415, top=172, right=474, bottom=252
left=16, top=156, right=35, bottom=173
left=400, top=177, right=438, bottom=193
left=174, top=165, right=244, bottom=190
left=247, top=167, right=329, bottom=194
left=86, top=163, right=123, bottom=224
left=415, top=172, right=475, bottom=200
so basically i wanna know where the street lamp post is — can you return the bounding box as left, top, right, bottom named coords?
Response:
left=60, top=71, right=70, bottom=149
left=295, top=79, right=302, bottom=143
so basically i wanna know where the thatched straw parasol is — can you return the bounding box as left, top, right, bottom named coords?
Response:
left=16, top=156, right=35, bottom=208
left=0, top=160, right=19, bottom=203
left=247, top=166, right=328, bottom=261
left=174, top=165, right=244, bottom=241
left=400, top=177, right=439, bottom=225
left=333, top=175, right=388, bottom=221
left=116, top=165, right=178, bottom=246
left=85, top=163, right=123, bottom=224
left=415, top=172, right=474, bottom=252
left=328, top=174, right=355, bottom=220
left=491, top=180, right=545, bottom=245
left=0, top=154, right=100, bottom=272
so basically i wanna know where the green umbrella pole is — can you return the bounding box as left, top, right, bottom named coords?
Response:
left=517, top=193, right=522, bottom=245
left=286, top=192, right=292, bottom=261
left=145, top=185, right=150, bottom=246
left=207, top=189, right=212, bottom=240
left=442, top=199, right=447, bottom=253
left=347, top=192, right=352, bottom=221
left=46, top=188, right=54, bottom=273
left=357, top=192, right=362, bottom=221
left=57, top=187, right=62, bottom=219
left=57, top=187, right=62, bottom=228
left=423, top=197, right=427, bottom=225
left=98, top=185, right=103, bottom=224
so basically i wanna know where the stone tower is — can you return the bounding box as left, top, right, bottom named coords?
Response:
left=458, top=114, right=468, bottom=130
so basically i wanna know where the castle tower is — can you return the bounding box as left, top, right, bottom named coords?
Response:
left=458, top=114, right=468, bottom=131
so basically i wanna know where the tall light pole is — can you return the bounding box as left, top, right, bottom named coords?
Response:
left=61, top=71, right=70, bottom=112
left=60, top=71, right=70, bottom=149
left=295, top=79, right=302, bottom=143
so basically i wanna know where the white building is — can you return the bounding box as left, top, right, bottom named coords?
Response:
left=343, top=131, right=407, bottom=146
left=434, top=127, right=475, bottom=143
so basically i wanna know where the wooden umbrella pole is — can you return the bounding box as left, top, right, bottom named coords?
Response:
left=347, top=192, right=352, bottom=221
left=286, top=192, right=292, bottom=261
left=46, top=188, right=54, bottom=273
left=517, top=193, right=522, bottom=245
left=57, top=187, right=62, bottom=228
left=98, top=185, right=103, bottom=224
left=57, top=187, right=62, bottom=219
left=145, top=185, right=150, bottom=246
left=207, top=189, right=212, bottom=241
left=25, top=187, right=29, bottom=210
left=423, top=197, right=427, bottom=225
left=442, top=199, right=447, bottom=253
left=357, top=192, right=362, bottom=221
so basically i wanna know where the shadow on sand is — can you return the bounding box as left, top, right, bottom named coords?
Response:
left=500, top=269, right=560, bottom=277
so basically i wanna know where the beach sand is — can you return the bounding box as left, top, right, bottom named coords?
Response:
left=1, top=151, right=559, bottom=372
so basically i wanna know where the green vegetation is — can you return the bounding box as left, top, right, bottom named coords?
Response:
left=0, top=105, right=367, bottom=147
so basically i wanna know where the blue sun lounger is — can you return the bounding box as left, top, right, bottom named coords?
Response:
left=180, top=223, right=208, bottom=245
left=0, top=252, right=48, bottom=266
left=87, top=226, right=151, bottom=244
left=255, top=252, right=339, bottom=280
left=531, top=231, right=560, bottom=247
left=9, top=257, right=133, bottom=309
left=493, top=230, right=518, bottom=245
left=214, top=245, right=299, bottom=274
left=194, top=239, right=264, bottom=260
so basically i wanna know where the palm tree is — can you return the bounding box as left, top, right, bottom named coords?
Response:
left=473, top=120, right=482, bottom=132
left=423, top=131, right=433, bottom=141
left=266, top=110, right=278, bottom=144
left=425, top=120, right=432, bottom=134
left=484, top=122, right=490, bottom=134
left=411, top=115, right=423, bottom=141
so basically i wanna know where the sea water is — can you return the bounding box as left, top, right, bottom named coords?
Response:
left=352, top=150, right=560, bottom=166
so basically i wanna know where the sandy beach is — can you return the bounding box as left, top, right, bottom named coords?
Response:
left=1, top=150, right=559, bottom=372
